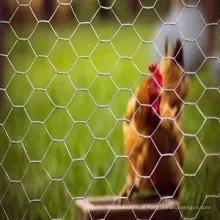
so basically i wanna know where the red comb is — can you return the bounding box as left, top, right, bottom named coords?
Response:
left=149, top=62, right=162, bottom=86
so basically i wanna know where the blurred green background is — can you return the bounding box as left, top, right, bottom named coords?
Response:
left=0, top=0, right=219, bottom=220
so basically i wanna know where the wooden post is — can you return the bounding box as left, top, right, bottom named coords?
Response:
left=99, top=0, right=110, bottom=18
left=75, top=196, right=180, bottom=220
left=202, top=0, right=216, bottom=57
left=132, top=0, right=140, bottom=16
left=44, top=0, right=55, bottom=19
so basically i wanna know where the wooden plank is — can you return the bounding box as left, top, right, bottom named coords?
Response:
left=75, top=196, right=180, bottom=220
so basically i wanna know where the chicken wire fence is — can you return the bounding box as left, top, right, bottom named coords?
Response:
left=0, top=0, right=220, bottom=219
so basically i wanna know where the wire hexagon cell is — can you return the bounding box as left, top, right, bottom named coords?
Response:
left=0, top=0, right=219, bottom=220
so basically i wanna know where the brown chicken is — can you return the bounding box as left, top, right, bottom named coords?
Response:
left=120, top=39, right=190, bottom=201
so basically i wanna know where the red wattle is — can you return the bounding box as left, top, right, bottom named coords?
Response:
left=152, top=100, right=159, bottom=114
left=149, top=62, right=162, bottom=86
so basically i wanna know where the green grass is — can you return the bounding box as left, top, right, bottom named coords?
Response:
left=0, top=20, right=220, bottom=220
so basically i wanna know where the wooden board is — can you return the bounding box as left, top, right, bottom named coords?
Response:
left=75, top=196, right=180, bottom=220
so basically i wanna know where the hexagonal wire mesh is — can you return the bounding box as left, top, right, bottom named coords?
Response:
left=0, top=0, right=220, bottom=219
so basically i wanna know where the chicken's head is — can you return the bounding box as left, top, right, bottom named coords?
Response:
left=148, top=62, right=163, bottom=114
